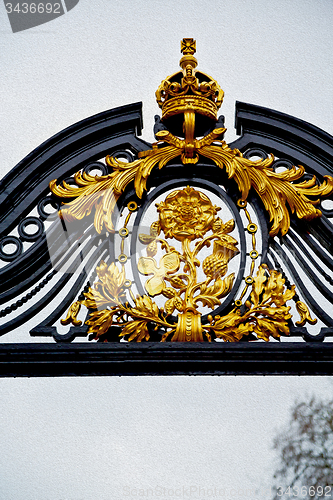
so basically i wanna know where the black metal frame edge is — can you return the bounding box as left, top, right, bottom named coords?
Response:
left=231, top=101, right=333, bottom=177
left=1, top=342, right=333, bottom=376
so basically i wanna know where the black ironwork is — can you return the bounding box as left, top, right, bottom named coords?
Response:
left=0, top=101, right=333, bottom=376
left=0, top=343, right=333, bottom=377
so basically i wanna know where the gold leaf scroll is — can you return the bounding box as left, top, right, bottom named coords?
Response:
left=199, top=142, right=333, bottom=236
left=50, top=124, right=333, bottom=237
left=50, top=145, right=181, bottom=233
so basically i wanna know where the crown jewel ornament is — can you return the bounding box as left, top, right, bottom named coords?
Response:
left=156, top=38, right=224, bottom=140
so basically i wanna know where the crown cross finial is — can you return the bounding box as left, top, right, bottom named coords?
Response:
left=181, top=38, right=196, bottom=55
left=155, top=39, right=224, bottom=139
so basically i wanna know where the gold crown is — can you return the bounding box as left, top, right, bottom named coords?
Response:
left=156, top=38, right=224, bottom=123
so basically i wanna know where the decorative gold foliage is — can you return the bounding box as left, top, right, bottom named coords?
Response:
left=136, top=186, right=240, bottom=341
left=50, top=145, right=181, bottom=233
left=194, top=275, right=235, bottom=308
left=295, top=301, right=317, bottom=326
left=50, top=38, right=332, bottom=239
left=198, top=140, right=333, bottom=237
left=84, top=261, right=126, bottom=309
left=60, top=185, right=315, bottom=342
left=85, top=309, right=118, bottom=338
left=130, top=294, right=160, bottom=320
left=50, top=125, right=333, bottom=238
left=61, top=260, right=174, bottom=341
left=55, top=39, right=323, bottom=343
left=55, top=38, right=324, bottom=342
left=119, top=320, right=150, bottom=342
left=207, top=265, right=295, bottom=342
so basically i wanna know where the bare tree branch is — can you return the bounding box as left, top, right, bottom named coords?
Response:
left=272, top=396, right=333, bottom=500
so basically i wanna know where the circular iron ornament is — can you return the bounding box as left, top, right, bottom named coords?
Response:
left=18, top=217, right=44, bottom=242
left=127, top=201, right=138, bottom=212
left=118, top=254, right=128, bottom=263
left=63, top=177, right=79, bottom=187
left=37, top=197, right=60, bottom=221
left=320, top=198, right=333, bottom=218
left=83, top=161, right=108, bottom=177
left=273, top=159, right=294, bottom=173
left=0, top=236, right=23, bottom=262
left=243, top=148, right=268, bottom=160
left=130, top=176, right=247, bottom=321
left=112, top=150, right=135, bottom=163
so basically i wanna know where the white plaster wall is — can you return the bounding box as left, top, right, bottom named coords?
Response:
left=0, top=1, right=332, bottom=499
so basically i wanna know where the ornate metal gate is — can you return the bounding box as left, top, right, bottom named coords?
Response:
left=1, top=39, right=333, bottom=376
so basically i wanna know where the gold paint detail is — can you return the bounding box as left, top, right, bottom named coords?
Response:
left=62, top=260, right=175, bottom=342
left=156, top=37, right=224, bottom=125
left=60, top=301, right=82, bottom=327
left=206, top=265, right=296, bottom=342
left=53, top=39, right=324, bottom=340
left=50, top=124, right=333, bottom=237
left=119, top=227, right=129, bottom=237
left=233, top=197, right=259, bottom=303
left=137, top=186, right=239, bottom=342
left=295, top=301, right=318, bottom=326
left=180, top=38, right=196, bottom=56
left=50, top=40, right=333, bottom=236
left=127, top=201, right=138, bottom=211
left=61, top=187, right=310, bottom=342
left=61, top=187, right=239, bottom=341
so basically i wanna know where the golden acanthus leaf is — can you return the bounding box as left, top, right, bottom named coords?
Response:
left=50, top=145, right=181, bottom=233
left=207, top=265, right=295, bottom=342
left=198, top=143, right=333, bottom=237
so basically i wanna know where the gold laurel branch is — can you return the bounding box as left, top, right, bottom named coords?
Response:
left=205, top=265, right=295, bottom=342
left=50, top=145, right=181, bottom=233
left=61, top=259, right=176, bottom=341
left=198, top=144, right=333, bottom=236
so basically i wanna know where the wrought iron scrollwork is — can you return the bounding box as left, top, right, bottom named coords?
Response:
left=1, top=40, right=333, bottom=350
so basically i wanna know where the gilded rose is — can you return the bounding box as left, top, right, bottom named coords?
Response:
left=156, top=186, right=220, bottom=241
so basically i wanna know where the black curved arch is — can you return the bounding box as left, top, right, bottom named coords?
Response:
left=0, top=102, right=150, bottom=237
left=231, top=101, right=333, bottom=178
